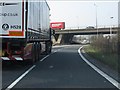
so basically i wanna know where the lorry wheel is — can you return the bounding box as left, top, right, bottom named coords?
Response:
left=38, top=43, right=41, bottom=60
left=45, top=41, right=52, bottom=55
left=36, top=43, right=41, bottom=61
left=29, top=44, right=36, bottom=65
left=35, top=43, right=38, bottom=61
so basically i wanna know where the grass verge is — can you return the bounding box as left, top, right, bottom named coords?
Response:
left=83, top=45, right=118, bottom=71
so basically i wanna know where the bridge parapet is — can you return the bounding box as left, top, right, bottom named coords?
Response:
left=55, top=27, right=119, bottom=35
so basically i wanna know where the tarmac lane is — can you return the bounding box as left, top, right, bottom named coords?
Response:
left=2, top=45, right=119, bottom=89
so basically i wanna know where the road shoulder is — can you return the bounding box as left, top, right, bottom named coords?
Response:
left=81, top=46, right=119, bottom=83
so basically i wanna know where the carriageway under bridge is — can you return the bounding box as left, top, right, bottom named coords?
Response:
left=52, top=27, right=118, bottom=45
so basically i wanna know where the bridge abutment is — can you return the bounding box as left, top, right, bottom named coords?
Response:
left=52, top=34, right=74, bottom=45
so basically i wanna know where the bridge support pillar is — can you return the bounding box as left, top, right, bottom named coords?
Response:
left=61, top=34, right=74, bottom=45
left=52, top=34, right=74, bottom=45
left=52, top=34, right=63, bottom=45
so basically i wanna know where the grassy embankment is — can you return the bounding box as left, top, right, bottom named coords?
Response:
left=84, top=45, right=118, bottom=71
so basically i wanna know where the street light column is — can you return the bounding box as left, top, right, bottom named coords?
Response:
left=110, top=16, right=113, bottom=39
left=94, top=3, right=98, bottom=39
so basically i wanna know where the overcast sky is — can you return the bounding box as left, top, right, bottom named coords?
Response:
left=47, top=1, right=118, bottom=29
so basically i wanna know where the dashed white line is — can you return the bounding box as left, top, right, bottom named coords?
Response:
left=6, top=48, right=62, bottom=89
left=40, top=47, right=64, bottom=62
left=6, top=54, right=50, bottom=89
left=78, top=46, right=120, bottom=89
left=40, top=55, right=50, bottom=62
left=40, top=50, right=62, bottom=62
left=6, top=65, right=36, bottom=89
left=53, top=49, right=61, bottom=53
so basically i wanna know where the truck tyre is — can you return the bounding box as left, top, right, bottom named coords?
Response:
left=36, top=43, right=41, bottom=61
left=29, top=44, right=36, bottom=65
left=45, top=41, right=52, bottom=55
left=38, top=43, right=41, bottom=60
left=35, top=43, right=38, bottom=61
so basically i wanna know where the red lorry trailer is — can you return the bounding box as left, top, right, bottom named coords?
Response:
left=50, top=22, right=65, bottom=30
left=0, top=0, right=52, bottom=64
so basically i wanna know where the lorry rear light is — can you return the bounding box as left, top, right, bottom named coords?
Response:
left=9, top=31, right=23, bottom=36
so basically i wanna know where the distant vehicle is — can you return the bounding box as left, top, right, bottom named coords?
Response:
left=86, top=26, right=95, bottom=29
left=0, top=1, right=52, bottom=64
left=50, top=22, right=65, bottom=30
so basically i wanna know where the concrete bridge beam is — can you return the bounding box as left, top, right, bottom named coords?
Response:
left=52, top=34, right=74, bottom=45
left=52, top=34, right=63, bottom=45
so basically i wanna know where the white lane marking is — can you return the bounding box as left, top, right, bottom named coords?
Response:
left=40, top=55, right=50, bottom=62
left=52, top=45, right=70, bottom=53
left=52, top=45, right=69, bottom=48
left=6, top=65, right=36, bottom=89
left=53, top=49, right=61, bottom=53
left=53, top=51, right=57, bottom=53
left=40, top=49, right=62, bottom=62
left=78, top=46, right=120, bottom=89
left=6, top=47, right=64, bottom=89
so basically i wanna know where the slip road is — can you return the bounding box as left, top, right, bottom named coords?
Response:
left=2, top=45, right=119, bottom=89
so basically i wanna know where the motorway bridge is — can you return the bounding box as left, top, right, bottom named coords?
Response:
left=55, top=27, right=118, bottom=35
left=52, top=27, right=119, bottom=45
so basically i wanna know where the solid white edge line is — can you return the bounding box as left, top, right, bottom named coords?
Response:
left=6, top=65, right=36, bottom=89
left=78, top=46, right=120, bottom=89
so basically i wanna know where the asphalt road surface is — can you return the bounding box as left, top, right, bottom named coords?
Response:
left=2, top=45, right=119, bottom=89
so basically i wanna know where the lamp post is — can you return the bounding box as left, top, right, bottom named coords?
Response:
left=94, top=3, right=98, bottom=39
left=110, top=16, right=113, bottom=39
left=76, top=16, right=79, bottom=29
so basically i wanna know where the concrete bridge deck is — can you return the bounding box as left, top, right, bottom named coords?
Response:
left=55, top=27, right=119, bottom=35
